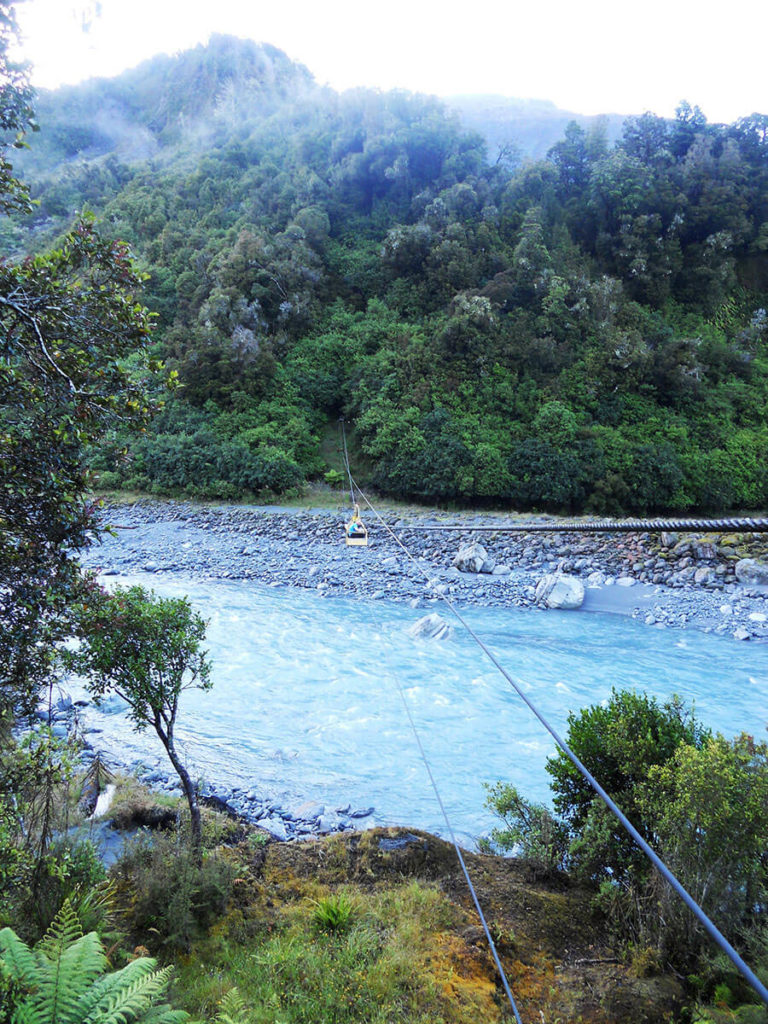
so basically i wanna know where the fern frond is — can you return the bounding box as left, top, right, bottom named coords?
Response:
left=37, top=900, right=84, bottom=961
left=12, top=1001, right=42, bottom=1024
left=1, top=907, right=189, bottom=1024
left=76, top=957, right=159, bottom=1022
left=38, top=901, right=83, bottom=954
left=138, top=1010, right=190, bottom=1024
left=79, top=961, right=177, bottom=1024
left=8, top=904, right=106, bottom=1024
left=36, top=931, right=106, bottom=1024
left=216, top=987, right=252, bottom=1024
left=0, top=926, right=37, bottom=987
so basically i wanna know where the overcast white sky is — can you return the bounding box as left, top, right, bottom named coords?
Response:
left=13, top=0, right=768, bottom=124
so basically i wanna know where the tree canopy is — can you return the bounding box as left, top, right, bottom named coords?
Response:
left=0, top=0, right=159, bottom=714
left=5, top=34, right=768, bottom=514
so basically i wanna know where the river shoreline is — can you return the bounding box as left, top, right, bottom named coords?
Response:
left=81, top=497, right=768, bottom=640
left=58, top=497, right=768, bottom=840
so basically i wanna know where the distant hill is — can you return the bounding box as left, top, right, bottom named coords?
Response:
left=17, top=35, right=318, bottom=177
left=446, top=94, right=627, bottom=162
left=18, top=41, right=631, bottom=179
left=7, top=35, right=768, bottom=517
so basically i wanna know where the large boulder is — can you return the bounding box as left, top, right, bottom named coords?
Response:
left=535, top=573, right=585, bottom=610
left=735, top=558, right=768, bottom=585
left=408, top=612, right=453, bottom=640
left=452, top=541, right=495, bottom=574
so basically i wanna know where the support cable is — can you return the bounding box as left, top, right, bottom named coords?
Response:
left=338, top=452, right=523, bottom=1019
left=392, top=516, right=768, bottom=534
left=346, top=474, right=768, bottom=1008
left=338, top=418, right=355, bottom=509
left=393, top=674, right=524, bottom=1024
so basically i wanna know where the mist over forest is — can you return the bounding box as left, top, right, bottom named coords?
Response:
left=9, top=34, right=768, bottom=514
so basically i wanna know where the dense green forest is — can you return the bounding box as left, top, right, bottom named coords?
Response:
left=4, top=21, right=768, bottom=1021
left=9, top=35, right=768, bottom=513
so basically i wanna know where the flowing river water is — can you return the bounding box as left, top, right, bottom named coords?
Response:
left=68, top=571, right=768, bottom=846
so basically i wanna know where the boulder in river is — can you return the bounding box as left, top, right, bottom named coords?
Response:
left=735, top=558, right=768, bottom=585
left=452, top=541, right=495, bottom=574
left=535, top=573, right=585, bottom=610
left=408, top=612, right=453, bottom=640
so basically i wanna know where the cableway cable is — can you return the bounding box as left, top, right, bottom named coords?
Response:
left=393, top=516, right=768, bottom=534
left=338, top=417, right=355, bottom=508
left=343, top=473, right=768, bottom=1008
left=393, top=673, right=524, bottom=1024
left=339, top=457, right=524, bottom=1017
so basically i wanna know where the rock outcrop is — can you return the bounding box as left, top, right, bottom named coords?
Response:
left=735, top=558, right=768, bottom=585
left=408, top=612, right=453, bottom=640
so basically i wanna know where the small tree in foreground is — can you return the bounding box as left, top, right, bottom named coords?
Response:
left=73, top=584, right=211, bottom=859
left=545, top=688, right=711, bottom=883
left=487, top=690, right=768, bottom=985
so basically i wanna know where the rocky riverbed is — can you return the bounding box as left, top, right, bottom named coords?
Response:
left=82, top=498, right=768, bottom=639
left=57, top=498, right=768, bottom=841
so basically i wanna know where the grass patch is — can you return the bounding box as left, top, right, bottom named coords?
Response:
left=172, top=878, right=510, bottom=1023
left=108, top=773, right=181, bottom=831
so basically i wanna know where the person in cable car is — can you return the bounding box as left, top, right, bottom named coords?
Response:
left=348, top=519, right=366, bottom=537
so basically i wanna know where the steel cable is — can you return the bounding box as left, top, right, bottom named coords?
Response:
left=345, top=476, right=768, bottom=1008
left=392, top=516, right=768, bottom=534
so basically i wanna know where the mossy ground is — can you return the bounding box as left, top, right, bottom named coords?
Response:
left=106, top=803, right=684, bottom=1023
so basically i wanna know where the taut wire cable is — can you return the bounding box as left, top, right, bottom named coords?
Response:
left=341, top=467, right=524, bottom=1017
left=338, top=417, right=355, bottom=508
left=345, top=474, right=768, bottom=1008
left=391, top=669, right=524, bottom=1022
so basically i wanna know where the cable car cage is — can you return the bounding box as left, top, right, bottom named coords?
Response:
left=345, top=503, right=368, bottom=546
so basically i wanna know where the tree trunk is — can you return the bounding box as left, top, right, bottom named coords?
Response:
left=160, top=733, right=202, bottom=865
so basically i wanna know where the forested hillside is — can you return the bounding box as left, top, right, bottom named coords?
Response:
left=9, top=36, right=768, bottom=513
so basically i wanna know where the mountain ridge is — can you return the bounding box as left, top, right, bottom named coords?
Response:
left=7, top=34, right=768, bottom=517
left=19, top=34, right=635, bottom=175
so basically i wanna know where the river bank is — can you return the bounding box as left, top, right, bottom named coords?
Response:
left=56, top=497, right=768, bottom=840
left=82, top=498, right=768, bottom=639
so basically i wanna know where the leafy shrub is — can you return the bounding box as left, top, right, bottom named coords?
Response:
left=482, top=782, right=568, bottom=880
left=507, top=438, right=596, bottom=512
left=114, top=832, right=233, bottom=950
left=533, top=690, right=768, bottom=979
left=545, top=689, right=710, bottom=882
left=131, top=431, right=305, bottom=498
left=28, top=837, right=108, bottom=937
left=93, top=469, right=122, bottom=491
left=324, top=468, right=344, bottom=488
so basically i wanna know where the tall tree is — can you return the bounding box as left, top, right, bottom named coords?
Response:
left=0, top=1, right=159, bottom=719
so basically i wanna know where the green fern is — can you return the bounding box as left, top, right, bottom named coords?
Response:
left=0, top=900, right=190, bottom=1024
left=214, top=988, right=252, bottom=1024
